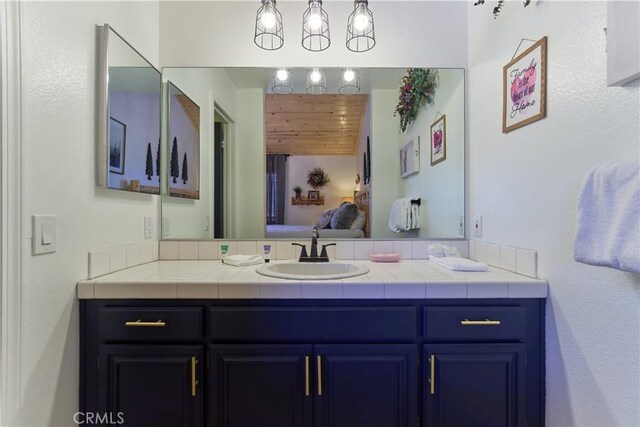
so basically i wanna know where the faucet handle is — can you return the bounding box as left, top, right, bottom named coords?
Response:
left=320, top=243, right=337, bottom=260
left=291, top=243, right=308, bottom=260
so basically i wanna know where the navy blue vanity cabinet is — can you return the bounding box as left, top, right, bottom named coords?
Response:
left=315, top=344, right=418, bottom=427
left=423, top=344, right=526, bottom=427
left=209, top=344, right=313, bottom=427
left=99, top=345, right=203, bottom=427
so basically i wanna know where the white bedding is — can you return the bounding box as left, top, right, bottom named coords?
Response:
left=266, top=225, right=365, bottom=239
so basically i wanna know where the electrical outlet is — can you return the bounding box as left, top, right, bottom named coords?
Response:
left=474, top=215, right=483, bottom=237
left=458, top=216, right=465, bottom=236
left=144, top=217, right=153, bottom=239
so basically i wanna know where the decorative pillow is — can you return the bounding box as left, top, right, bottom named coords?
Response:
left=316, top=208, right=337, bottom=229
left=350, top=210, right=366, bottom=230
left=330, top=203, right=359, bottom=230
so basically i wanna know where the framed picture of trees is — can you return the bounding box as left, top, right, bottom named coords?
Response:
left=167, top=81, right=200, bottom=199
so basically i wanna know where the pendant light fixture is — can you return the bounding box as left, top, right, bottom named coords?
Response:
left=306, top=68, right=327, bottom=95
left=254, top=0, right=284, bottom=51
left=271, top=68, right=294, bottom=94
left=346, top=0, right=376, bottom=52
left=302, top=0, right=330, bottom=52
left=338, top=68, right=360, bottom=95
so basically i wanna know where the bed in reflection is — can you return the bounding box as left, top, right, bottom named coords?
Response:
left=266, top=190, right=370, bottom=239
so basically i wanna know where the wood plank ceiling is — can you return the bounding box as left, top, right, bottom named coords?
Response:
left=265, top=94, right=368, bottom=155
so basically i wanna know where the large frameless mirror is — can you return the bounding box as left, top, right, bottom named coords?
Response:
left=96, top=24, right=161, bottom=194
left=160, top=67, right=465, bottom=240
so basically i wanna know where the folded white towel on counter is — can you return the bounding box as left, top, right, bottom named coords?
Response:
left=573, top=161, right=640, bottom=274
left=223, top=254, right=264, bottom=267
left=429, top=256, right=488, bottom=272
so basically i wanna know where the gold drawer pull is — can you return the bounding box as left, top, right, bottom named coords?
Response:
left=430, top=355, right=435, bottom=395
left=305, top=356, right=310, bottom=397
left=125, top=319, right=166, bottom=327
left=317, top=355, right=323, bottom=396
left=191, top=357, right=198, bottom=397
left=460, top=319, right=501, bottom=326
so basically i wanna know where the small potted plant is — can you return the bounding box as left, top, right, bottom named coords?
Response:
left=293, top=186, right=303, bottom=200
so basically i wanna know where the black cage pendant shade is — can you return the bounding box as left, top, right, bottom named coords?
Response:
left=338, top=68, right=360, bottom=95
left=255, top=0, right=284, bottom=51
left=272, top=68, right=294, bottom=94
left=346, top=0, right=375, bottom=52
left=306, top=68, right=327, bottom=95
left=302, top=0, right=330, bottom=52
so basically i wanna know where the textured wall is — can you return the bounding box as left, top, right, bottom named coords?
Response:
left=18, top=2, right=160, bottom=425
left=467, top=2, right=639, bottom=425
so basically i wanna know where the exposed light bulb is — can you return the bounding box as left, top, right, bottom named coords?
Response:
left=343, top=69, right=356, bottom=83
left=261, top=9, right=277, bottom=29
left=353, top=12, right=369, bottom=31
left=276, top=69, right=289, bottom=82
left=310, top=69, right=322, bottom=83
left=308, top=11, right=323, bottom=31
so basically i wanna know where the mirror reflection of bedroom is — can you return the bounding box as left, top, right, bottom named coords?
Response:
left=160, top=67, right=464, bottom=240
left=265, top=89, right=371, bottom=239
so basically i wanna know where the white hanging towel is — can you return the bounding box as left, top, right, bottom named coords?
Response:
left=388, top=198, right=420, bottom=233
left=573, top=161, right=640, bottom=274
left=223, top=254, right=265, bottom=267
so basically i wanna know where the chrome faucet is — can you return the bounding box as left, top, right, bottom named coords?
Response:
left=291, top=228, right=336, bottom=262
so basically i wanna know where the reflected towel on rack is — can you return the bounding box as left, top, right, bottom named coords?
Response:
left=389, top=198, right=420, bottom=233
left=573, top=161, right=640, bottom=273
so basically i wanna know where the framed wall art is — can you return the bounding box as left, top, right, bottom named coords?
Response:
left=400, top=137, right=420, bottom=178
left=109, top=117, right=126, bottom=174
left=503, top=36, right=547, bottom=133
left=430, top=114, right=446, bottom=165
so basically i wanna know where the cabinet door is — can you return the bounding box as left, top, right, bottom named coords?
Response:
left=424, top=344, right=526, bottom=427
left=315, top=344, right=417, bottom=427
left=99, top=345, right=203, bottom=427
left=209, top=344, right=313, bottom=427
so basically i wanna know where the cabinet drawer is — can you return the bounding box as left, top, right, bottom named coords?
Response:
left=99, top=307, right=203, bottom=341
left=209, top=307, right=417, bottom=342
left=424, top=306, right=526, bottom=341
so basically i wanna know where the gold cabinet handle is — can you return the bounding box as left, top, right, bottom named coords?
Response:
left=191, top=357, right=198, bottom=397
left=316, top=355, right=323, bottom=396
left=430, top=355, right=435, bottom=395
left=460, top=318, right=501, bottom=326
left=305, top=356, right=310, bottom=397
left=125, top=319, right=166, bottom=327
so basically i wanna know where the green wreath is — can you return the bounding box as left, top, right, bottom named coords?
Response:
left=394, top=68, right=438, bottom=133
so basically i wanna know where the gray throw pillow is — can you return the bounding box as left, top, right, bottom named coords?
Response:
left=316, top=208, right=337, bottom=229
left=330, top=203, right=359, bottom=229
left=350, top=210, right=366, bottom=230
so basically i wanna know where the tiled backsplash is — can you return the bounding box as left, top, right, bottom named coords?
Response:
left=157, top=239, right=469, bottom=263
left=469, top=240, right=538, bottom=278
left=89, top=241, right=158, bottom=279
left=88, top=239, right=538, bottom=280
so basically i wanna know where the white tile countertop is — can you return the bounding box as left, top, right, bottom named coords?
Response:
left=77, top=260, right=548, bottom=299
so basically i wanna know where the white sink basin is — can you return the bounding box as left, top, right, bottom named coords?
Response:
left=256, top=262, right=369, bottom=280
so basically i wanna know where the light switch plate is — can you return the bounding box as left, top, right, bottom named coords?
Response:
left=458, top=216, right=465, bottom=236
left=32, top=215, right=56, bottom=255
left=474, top=215, right=483, bottom=237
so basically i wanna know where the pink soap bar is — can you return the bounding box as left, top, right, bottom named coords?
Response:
left=370, top=253, right=400, bottom=262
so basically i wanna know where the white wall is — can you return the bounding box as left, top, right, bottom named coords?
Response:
left=467, top=2, right=639, bottom=426
left=16, top=2, right=160, bottom=425
left=159, top=1, right=468, bottom=68
left=398, top=69, right=465, bottom=238
left=369, top=89, right=400, bottom=238
left=284, top=155, right=358, bottom=225
left=161, top=68, right=238, bottom=238
left=234, top=88, right=265, bottom=238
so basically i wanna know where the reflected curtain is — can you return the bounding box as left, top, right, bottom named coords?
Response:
left=266, top=154, right=287, bottom=224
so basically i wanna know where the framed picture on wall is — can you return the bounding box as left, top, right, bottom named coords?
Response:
left=109, top=117, right=126, bottom=174
left=308, top=190, right=320, bottom=201
left=400, top=137, right=420, bottom=178
left=503, top=36, right=547, bottom=133
left=430, top=114, right=447, bottom=165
